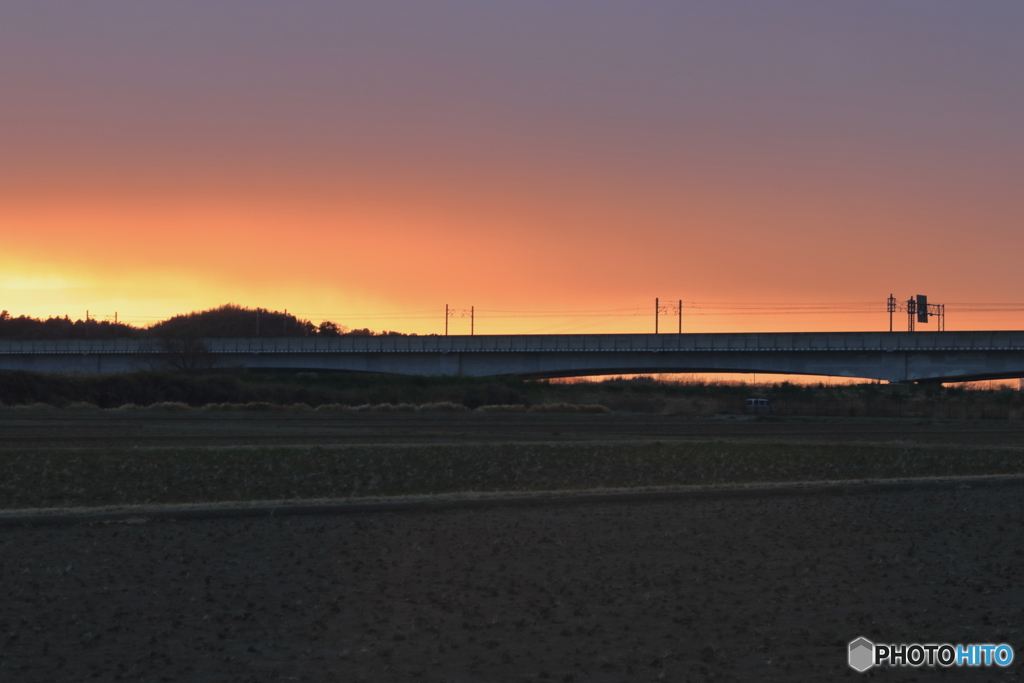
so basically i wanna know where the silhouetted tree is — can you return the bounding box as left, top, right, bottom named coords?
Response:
left=0, top=312, right=138, bottom=339
left=318, top=321, right=346, bottom=336
left=160, top=336, right=216, bottom=371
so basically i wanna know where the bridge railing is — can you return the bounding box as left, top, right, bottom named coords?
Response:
left=2, top=331, right=1024, bottom=355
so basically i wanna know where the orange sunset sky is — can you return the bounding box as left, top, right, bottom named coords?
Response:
left=2, top=2, right=1023, bottom=335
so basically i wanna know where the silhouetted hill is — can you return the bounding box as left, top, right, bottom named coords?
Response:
left=147, top=304, right=317, bottom=338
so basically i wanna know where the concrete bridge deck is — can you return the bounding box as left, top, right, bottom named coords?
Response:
left=1, top=331, right=1023, bottom=383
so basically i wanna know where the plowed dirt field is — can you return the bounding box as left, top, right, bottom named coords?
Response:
left=3, top=482, right=1022, bottom=682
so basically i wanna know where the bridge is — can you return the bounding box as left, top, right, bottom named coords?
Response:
left=2, top=331, right=1024, bottom=383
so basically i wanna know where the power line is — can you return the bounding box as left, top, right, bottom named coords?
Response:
left=21, top=300, right=1022, bottom=333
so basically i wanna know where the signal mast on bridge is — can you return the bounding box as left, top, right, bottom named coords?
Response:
left=889, top=294, right=945, bottom=332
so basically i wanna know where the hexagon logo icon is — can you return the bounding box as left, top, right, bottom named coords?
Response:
left=848, top=637, right=874, bottom=672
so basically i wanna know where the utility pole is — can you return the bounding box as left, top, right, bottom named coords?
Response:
left=655, top=298, right=659, bottom=334
left=445, top=305, right=449, bottom=335
left=471, top=306, right=475, bottom=336
left=678, top=300, right=682, bottom=334
left=887, top=294, right=896, bottom=332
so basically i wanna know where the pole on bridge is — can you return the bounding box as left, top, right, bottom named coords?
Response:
left=678, top=300, right=682, bottom=334
left=445, top=305, right=449, bottom=336
left=655, top=298, right=659, bottom=334
left=471, top=306, right=474, bottom=336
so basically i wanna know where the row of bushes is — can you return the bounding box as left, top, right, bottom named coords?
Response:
left=2, top=400, right=611, bottom=414
left=0, top=370, right=528, bottom=409
left=0, top=369, right=1021, bottom=416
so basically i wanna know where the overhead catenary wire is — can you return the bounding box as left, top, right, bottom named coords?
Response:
left=104, top=301, right=979, bottom=324
left=40, top=300, right=1024, bottom=332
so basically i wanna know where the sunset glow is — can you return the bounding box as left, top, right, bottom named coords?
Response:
left=3, top=2, right=1022, bottom=335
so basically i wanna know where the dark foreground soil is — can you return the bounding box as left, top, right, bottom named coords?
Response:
left=3, top=484, right=1022, bottom=682
left=5, top=408, right=1024, bottom=449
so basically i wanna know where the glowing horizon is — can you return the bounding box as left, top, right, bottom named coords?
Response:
left=3, top=295, right=1022, bottom=338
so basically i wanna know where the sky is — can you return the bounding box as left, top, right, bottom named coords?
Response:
left=2, top=1, right=1023, bottom=335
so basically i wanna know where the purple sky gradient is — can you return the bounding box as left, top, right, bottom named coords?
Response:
left=2, top=1, right=1023, bottom=332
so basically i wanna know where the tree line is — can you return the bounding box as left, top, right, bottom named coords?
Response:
left=0, top=304, right=409, bottom=340
left=0, top=370, right=1019, bottom=415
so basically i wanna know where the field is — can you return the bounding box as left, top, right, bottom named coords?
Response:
left=2, top=408, right=1023, bottom=681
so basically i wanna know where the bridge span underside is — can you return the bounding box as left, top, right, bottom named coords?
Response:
left=2, top=332, right=1024, bottom=383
